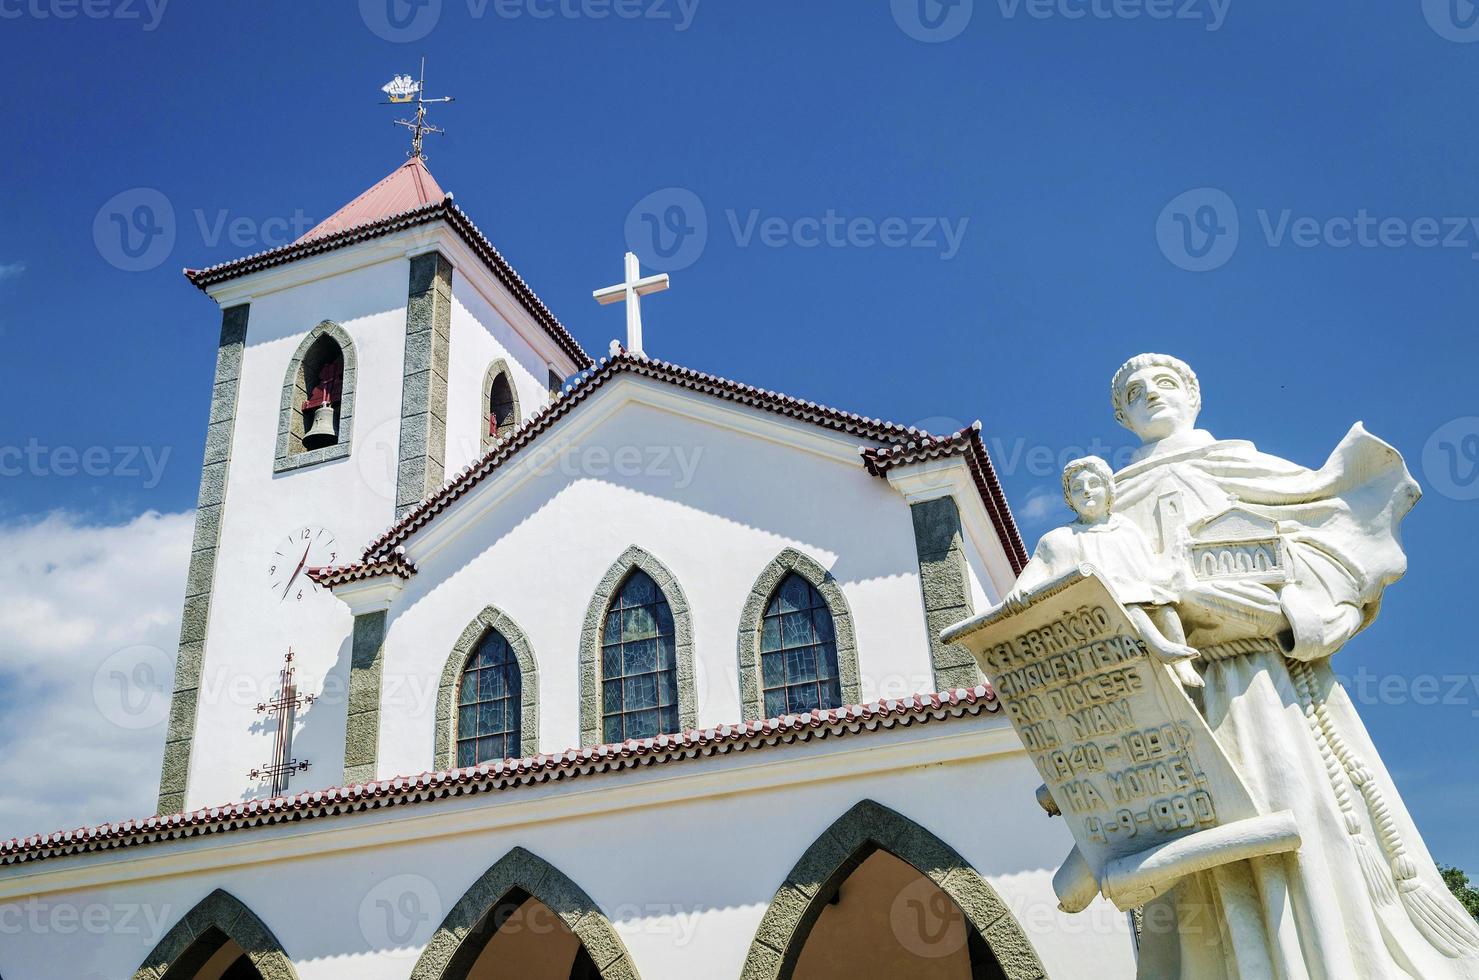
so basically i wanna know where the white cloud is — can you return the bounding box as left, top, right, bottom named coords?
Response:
left=1019, top=483, right=1067, bottom=525
left=0, top=510, right=193, bottom=842
left=0, top=261, right=25, bottom=282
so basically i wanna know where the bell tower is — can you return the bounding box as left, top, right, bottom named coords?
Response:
left=156, top=156, right=591, bottom=814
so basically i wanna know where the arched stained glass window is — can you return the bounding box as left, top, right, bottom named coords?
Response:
left=761, top=573, right=842, bottom=717
left=457, top=629, right=523, bottom=766
left=600, top=569, right=678, bottom=742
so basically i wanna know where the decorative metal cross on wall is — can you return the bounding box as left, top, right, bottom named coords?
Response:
left=249, top=649, right=316, bottom=797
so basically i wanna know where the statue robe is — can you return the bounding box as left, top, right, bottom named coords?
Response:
left=1112, top=424, right=1479, bottom=980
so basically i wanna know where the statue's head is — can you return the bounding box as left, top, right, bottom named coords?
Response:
left=1062, top=455, right=1115, bottom=522
left=1111, top=353, right=1201, bottom=443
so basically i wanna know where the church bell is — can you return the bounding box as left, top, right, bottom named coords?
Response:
left=303, top=404, right=337, bottom=448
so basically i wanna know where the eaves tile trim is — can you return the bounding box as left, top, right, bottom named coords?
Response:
left=183, top=198, right=593, bottom=370
left=861, top=422, right=1028, bottom=574
left=1, top=687, right=998, bottom=868
left=307, top=552, right=417, bottom=588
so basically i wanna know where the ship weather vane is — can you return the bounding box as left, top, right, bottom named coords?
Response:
left=249, top=649, right=317, bottom=797
left=381, top=57, right=455, bottom=161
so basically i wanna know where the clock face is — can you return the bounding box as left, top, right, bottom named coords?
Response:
left=268, top=526, right=338, bottom=604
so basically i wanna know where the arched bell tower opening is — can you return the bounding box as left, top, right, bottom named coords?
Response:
left=298, top=333, right=344, bottom=451
left=481, top=358, right=522, bottom=454
left=273, top=319, right=358, bottom=472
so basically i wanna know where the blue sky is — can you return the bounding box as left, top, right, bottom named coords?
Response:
left=2, top=2, right=1478, bottom=867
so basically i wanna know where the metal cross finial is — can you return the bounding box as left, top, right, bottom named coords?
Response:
left=249, top=649, right=317, bottom=797
left=593, top=252, right=670, bottom=357
left=381, top=57, right=455, bottom=161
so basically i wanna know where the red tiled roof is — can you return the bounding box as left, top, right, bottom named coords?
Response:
left=307, top=552, right=417, bottom=588
left=183, top=195, right=593, bottom=370
left=861, top=423, right=1028, bottom=574
left=0, top=688, right=998, bottom=868
left=358, top=352, right=1022, bottom=561
left=296, top=157, right=445, bottom=243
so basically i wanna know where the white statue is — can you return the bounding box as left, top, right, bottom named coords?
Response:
left=1008, top=455, right=1204, bottom=693
left=1101, top=353, right=1477, bottom=979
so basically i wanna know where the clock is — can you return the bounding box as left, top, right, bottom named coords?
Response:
left=268, top=526, right=339, bottom=603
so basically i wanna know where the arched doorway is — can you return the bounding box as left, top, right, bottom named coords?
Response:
left=741, top=800, right=1048, bottom=980
left=132, top=889, right=299, bottom=980
left=410, top=847, right=640, bottom=980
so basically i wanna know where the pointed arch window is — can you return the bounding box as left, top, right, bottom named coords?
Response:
left=761, top=573, right=842, bottom=716
left=600, top=569, right=679, bottom=743
left=457, top=629, right=523, bottom=766
left=481, top=359, right=521, bottom=454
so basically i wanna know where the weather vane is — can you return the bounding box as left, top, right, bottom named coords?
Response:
left=381, top=57, right=454, bottom=161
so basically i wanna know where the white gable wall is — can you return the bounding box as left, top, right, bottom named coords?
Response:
left=375, top=377, right=939, bottom=777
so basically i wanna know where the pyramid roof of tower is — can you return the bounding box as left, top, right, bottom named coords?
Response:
left=296, top=156, right=445, bottom=243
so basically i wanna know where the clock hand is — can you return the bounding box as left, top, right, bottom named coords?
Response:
left=281, top=542, right=312, bottom=601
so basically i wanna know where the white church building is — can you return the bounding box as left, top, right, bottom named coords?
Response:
left=0, top=156, right=1138, bottom=979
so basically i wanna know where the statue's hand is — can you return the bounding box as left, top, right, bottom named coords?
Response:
left=1145, top=635, right=1200, bottom=665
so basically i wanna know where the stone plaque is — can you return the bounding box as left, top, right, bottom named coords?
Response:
left=944, top=568, right=1260, bottom=877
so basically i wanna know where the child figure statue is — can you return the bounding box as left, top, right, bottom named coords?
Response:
left=1008, top=455, right=1203, bottom=690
